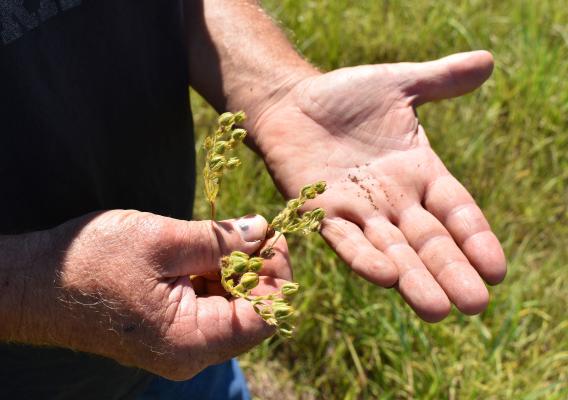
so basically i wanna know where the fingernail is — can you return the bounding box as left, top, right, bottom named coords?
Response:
left=235, top=215, right=267, bottom=242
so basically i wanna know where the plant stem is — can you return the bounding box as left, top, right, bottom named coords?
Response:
left=210, top=201, right=216, bottom=220
left=264, top=231, right=284, bottom=256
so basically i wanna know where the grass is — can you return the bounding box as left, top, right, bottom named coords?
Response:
left=191, top=0, right=568, bottom=398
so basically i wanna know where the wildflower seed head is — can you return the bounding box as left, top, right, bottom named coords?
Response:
left=227, top=251, right=249, bottom=273
left=218, top=112, right=234, bottom=127
left=229, top=251, right=249, bottom=261
left=247, top=257, right=264, bottom=273
left=286, top=199, right=302, bottom=210
left=225, top=157, right=241, bottom=170
left=240, top=272, right=260, bottom=291
left=281, top=282, right=300, bottom=297
left=233, top=111, right=246, bottom=124
left=273, top=304, right=294, bottom=321
left=204, top=137, right=214, bottom=150
left=231, top=128, right=247, bottom=142
left=214, top=141, right=229, bottom=154
left=314, top=181, right=327, bottom=194
left=232, top=259, right=249, bottom=274
left=278, top=327, right=293, bottom=338
left=301, top=185, right=317, bottom=200
left=209, top=155, right=226, bottom=172
left=310, top=208, right=326, bottom=222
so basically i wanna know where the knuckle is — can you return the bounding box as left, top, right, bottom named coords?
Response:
left=187, top=220, right=221, bottom=266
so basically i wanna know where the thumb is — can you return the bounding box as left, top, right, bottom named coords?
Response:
left=164, top=214, right=269, bottom=277
left=399, top=50, right=494, bottom=106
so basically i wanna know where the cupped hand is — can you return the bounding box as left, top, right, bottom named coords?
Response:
left=44, top=211, right=291, bottom=380
left=252, top=51, right=506, bottom=322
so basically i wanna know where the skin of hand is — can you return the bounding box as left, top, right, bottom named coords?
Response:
left=0, top=211, right=291, bottom=380
left=250, top=51, right=507, bottom=322
left=186, top=1, right=505, bottom=322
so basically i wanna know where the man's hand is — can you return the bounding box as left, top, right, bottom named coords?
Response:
left=185, top=2, right=505, bottom=322
left=251, top=51, right=506, bottom=322
left=1, top=211, right=291, bottom=380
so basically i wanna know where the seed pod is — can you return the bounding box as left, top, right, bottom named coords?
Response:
left=218, top=112, right=234, bottom=127
left=229, top=251, right=249, bottom=261
left=286, top=199, right=302, bottom=210
left=225, top=157, right=241, bottom=170
left=314, top=181, right=327, bottom=194
left=240, top=272, right=260, bottom=290
left=231, top=128, right=247, bottom=142
left=204, top=137, right=214, bottom=150
left=273, top=304, right=294, bottom=321
left=301, top=185, right=317, bottom=200
left=281, top=282, right=300, bottom=297
left=232, top=259, right=248, bottom=274
left=209, top=155, right=226, bottom=172
left=233, top=111, right=246, bottom=124
left=214, top=141, right=228, bottom=154
left=247, top=257, right=264, bottom=273
left=310, top=208, right=326, bottom=221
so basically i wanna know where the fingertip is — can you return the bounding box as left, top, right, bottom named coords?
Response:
left=462, top=231, right=507, bottom=285
left=418, top=298, right=452, bottom=323
left=451, top=50, right=494, bottom=85
left=231, top=214, right=269, bottom=243
left=454, top=284, right=489, bottom=316
left=466, top=50, right=494, bottom=84
left=486, top=246, right=507, bottom=286
left=375, top=261, right=399, bottom=288
left=398, top=269, right=451, bottom=323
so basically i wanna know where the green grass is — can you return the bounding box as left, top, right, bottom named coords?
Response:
left=191, top=1, right=568, bottom=398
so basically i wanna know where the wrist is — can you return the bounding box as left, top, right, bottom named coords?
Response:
left=0, top=229, right=59, bottom=344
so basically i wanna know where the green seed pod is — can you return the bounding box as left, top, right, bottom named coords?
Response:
left=232, top=259, right=248, bottom=273
left=273, top=304, right=294, bottom=321
left=233, top=111, right=246, bottom=124
left=229, top=251, right=249, bottom=261
left=314, top=181, right=327, bottom=194
left=308, top=220, right=322, bottom=232
left=286, top=199, right=302, bottom=210
left=225, top=157, right=241, bottom=170
left=301, top=185, right=317, bottom=200
left=240, top=272, right=260, bottom=290
left=278, top=328, right=293, bottom=338
left=231, top=128, right=247, bottom=142
left=281, top=282, right=300, bottom=297
left=247, top=257, right=264, bottom=273
left=209, top=155, right=226, bottom=172
left=229, top=251, right=249, bottom=273
left=214, top=141, right=228, bottom=154
left=218, top=112, right=234, bottom=127
left=277, top=321, right=294, bottom=337
left=310, top=208, right=326, bottom=221
left=204, top=137, right=214, bottom=150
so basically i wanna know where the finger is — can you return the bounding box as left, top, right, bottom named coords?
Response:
left=164, top=214, right=269, bottom=277
left=364, top=217, right=451, bottom=322
left=398, top=204, right=489, bottom=315
left=321, top=217, right=398, bottom=287
left=398, top=50, right=494, bottom=106
left=257, top=232, right=293, bottom=281
left=424, top=175, right=507, bottom=284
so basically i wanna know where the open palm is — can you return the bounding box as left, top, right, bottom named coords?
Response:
left=253, top=51, right=506, bottom=322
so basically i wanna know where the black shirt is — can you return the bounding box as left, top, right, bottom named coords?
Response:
left=0, top=1, right=195, bottom=398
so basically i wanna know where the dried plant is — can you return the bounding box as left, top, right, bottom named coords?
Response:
left=203, top=111, right=326, bottom=337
